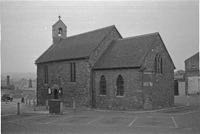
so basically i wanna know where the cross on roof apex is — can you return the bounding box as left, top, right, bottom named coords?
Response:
left=58, top=15, right=61, bottom=20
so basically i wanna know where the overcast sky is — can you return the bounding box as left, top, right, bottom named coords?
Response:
left=1, top=0, right=199, bottom=73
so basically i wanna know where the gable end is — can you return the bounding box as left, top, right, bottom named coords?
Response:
left=157, top=33, right=176, bottom=69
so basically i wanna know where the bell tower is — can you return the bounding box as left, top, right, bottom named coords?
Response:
left=52, top=16, right=67, bottom=44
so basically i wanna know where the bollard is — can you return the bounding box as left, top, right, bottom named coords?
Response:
left=60, top=102, right=63, bottom=114
left=31, top=99, right=33, bottom=106
left=33, top=100, right=36, bottom=111
left=46, top=100, right=48, bottom=110
left=17, top=102, right=20, bottom=115
left=73, top=98, right=76, bottom=112
left=186, top=95, right=190, bottom=106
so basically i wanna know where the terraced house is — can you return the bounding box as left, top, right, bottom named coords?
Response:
left=35, top=17, right=175, bottom=110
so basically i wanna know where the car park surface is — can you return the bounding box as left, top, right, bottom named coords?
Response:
left=2, top=96, right=200, bottom=134
left=2, top=106, right=200, bottom=134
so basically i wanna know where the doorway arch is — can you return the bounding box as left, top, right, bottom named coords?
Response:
left=53, top=89, right=59, bottom=99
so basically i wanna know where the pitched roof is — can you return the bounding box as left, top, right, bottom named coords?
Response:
left=35, top=25, right=116, bottom=64
left=184, top=52, right=199, bottom=62
left=52, top=19, right=66, bottom=28
left=94, top=33, right=158, bottom=69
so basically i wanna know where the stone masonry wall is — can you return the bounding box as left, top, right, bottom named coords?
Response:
left=37, top=64, right=47, bottom=105
left=142, top=34, right=174, bottom=109
left=37, top=59, right=91, bottom=107
left=94, top=69, right=144, bottom=110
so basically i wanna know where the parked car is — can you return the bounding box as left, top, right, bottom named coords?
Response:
left=1, top=94, right=13, bottom=102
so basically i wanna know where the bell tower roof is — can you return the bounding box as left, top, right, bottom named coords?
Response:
left=52, top=16, right=67, bottom=44
left=52, top=16, right=66, bottom=28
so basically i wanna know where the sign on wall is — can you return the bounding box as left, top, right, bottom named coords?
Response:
left=143, top=72, right=153, bottom=87
left=143, top=82, right=153, bottom=87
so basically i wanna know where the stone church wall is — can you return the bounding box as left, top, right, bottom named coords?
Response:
left=142, top=35, right=174, bottom=109
left=37, top=59, right=91, bottom=107
left=93, top=34, right=174, bottom=110
left=94, top=69, right=144, bottom=110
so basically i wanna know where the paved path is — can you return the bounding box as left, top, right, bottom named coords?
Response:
left=2, top=96, right=200, bottom=134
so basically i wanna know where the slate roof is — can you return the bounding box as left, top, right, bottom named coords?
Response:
left=35, top=25, right=116, bottom=64
left=94, top=33, right=159, bottom=69
left=184, top=52, right=199, bottom=62
left=52, top=19, right=66, bottom=27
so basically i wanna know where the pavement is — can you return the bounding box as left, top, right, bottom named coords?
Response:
left=1, top=95, right=200, bottom=134
left=1, top=98, right=39, bottom=116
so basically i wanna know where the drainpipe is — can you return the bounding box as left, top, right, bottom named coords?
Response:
left=90, top=68, right=95, bottom=109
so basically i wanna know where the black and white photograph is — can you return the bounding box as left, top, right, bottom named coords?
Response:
left=1, top=0, right=199, bottom=134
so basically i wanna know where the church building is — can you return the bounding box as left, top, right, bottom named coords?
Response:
left=35, top=17, right=175, bottom=110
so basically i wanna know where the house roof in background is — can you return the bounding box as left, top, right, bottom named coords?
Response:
left=185, top=52, right=199, bottom=62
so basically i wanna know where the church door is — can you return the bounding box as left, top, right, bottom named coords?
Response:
left=54, top=89, right=59, bottom=99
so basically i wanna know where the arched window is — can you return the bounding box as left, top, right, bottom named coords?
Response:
left=116, top=75, right=124, bottom=96
left=155, top=54, right=163, bottom=73
left=58, top=27, right=63, bottom=36
left=160, top=58, right=163, bottom=73
left=99, top=75, right=106, bottom=95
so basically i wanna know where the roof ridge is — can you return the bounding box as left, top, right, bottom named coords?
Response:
left=65, top=25, right=115, bottom=39
left=93, top=40, right=116, bottom=68
left=118, top=32, right=159, bottom=41
left=88, top=25, right=116, bottom=59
